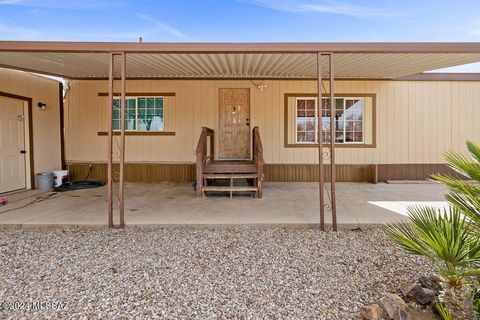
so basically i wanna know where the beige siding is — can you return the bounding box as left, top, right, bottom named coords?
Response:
left=65, top=79, right=480, bottom=165
left=0, top=68, right=61, bottom=187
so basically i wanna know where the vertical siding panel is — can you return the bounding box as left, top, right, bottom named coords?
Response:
left=364, top=81, right=374, bottom=164
left=434, top=82, right=443, bottom=163
left=277, top=81, right=285, bottom=164
left=386, top=81, right=395, bottom=163
left=268, top=80, right=279, bottom=163
left=371, top=81, right=381, bottom=165
left=430, top=82, right=438, bottom=164
left=407, top=81, right=416, bottom=164
left=465, top=82, right=473, bottom=143
left=445, top=81, right=453, bottom=153
left=415, top=82, right=424, bottom=164
left=379, top=81, right=388, bottom=164
left=0, top=69, right=61, bottom=174
left=62, top=78, right=479, bottom=177
left=451, top=82, right=460, bottom=152
left=473, top=83, right=480, bottom=142
left=397, top=81, right=409, bottom=163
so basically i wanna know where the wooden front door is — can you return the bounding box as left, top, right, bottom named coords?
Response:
left=218, top=88, right=251, bottom=159
left=0, top=96, right=27, bottom=193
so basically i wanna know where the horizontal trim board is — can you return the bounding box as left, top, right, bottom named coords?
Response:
left=75, top=77, right=393, bottom=81
left=73, top=75, right=480, bottom=81
left=97, top=131, right=175, bottom=136
left=3, top=41, right=480, bottom=53
left=395, top=72, right=480, bottom=81
left=97, top=92, right=176, bottom=97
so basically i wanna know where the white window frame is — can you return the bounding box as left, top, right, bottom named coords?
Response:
left=294, top=96, right=365, bottom=144
left=295, top=97, right=318, bottom=144
left=113, top=96, right=165, bottom=132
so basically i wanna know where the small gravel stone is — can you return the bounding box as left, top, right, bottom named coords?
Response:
left=0, top=226, right=432, bottom=319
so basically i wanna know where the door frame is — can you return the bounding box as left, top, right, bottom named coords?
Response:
left=0, top=91, right=34, bottom=190
left=217, top=87, right=252, bottom=160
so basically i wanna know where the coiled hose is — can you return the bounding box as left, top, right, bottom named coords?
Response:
left=54, top=165, right=105, bottom=191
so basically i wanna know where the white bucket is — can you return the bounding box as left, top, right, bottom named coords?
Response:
left=53, top=170, right=69, bottom=187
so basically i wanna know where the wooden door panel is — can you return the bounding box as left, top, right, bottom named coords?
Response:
left=219, top=88, right=250, bottom=159
left=0, top=97, right=26, bottom=193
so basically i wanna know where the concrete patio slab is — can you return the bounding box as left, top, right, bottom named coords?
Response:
left=0, top=182, right=448, bottom=225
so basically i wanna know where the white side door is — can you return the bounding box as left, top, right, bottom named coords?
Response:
left=0, top=96, right=27, bottom=193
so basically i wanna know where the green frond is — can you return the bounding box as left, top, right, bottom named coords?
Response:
left=436, top=300, right=453, bottom=320
left=443, top=150, right=480, bottom=182
left=384, top=220, right=431, bottom=257
left=444, top=193, right=480, bottom=229
left=461, top=268, right=480, bottom=277
left=385, top=206, right=480, bottom=280
left=466, top=140, right=480, bottom=164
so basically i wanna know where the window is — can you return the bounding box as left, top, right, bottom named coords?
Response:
left=112, top=97, right=164, bottom=131
left=295, top=97, right=364, bottom=144
left=296, top=98, right=316, bottom=143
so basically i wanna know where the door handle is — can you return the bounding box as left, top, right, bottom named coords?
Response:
left=20, top=150, right=26, bottom=154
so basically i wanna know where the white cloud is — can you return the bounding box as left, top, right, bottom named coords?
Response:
left=135, top=13, right=195, bottom=41
left=241, top=0, right=394, bottom=18
left=0, top=22, right=42, bottom=39
left=0, top=13, right=194, bottom=42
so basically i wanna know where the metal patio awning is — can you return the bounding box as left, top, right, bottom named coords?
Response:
left=3, top=41, right=479, bottom=230
left=1, top=41, right=480, bottom=79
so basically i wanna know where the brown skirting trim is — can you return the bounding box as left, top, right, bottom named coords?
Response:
left=376, top=164, right=462, bottom=181
left=264, top=164, right=375, bottom=182
left=67, top=163, right=375, bottom=183
left=67, top=163, right=196, bottom=183
left=66, top=162, right=461, bottom=183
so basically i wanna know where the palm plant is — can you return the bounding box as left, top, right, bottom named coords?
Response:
left=433, top=141, right=480, bottom=231
left=385, top=206, right=480, bottom=319
left=385, top=141, right=480, bottom=320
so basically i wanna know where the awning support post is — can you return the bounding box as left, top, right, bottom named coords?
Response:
left=317, top=52, right=325, bottom=231
left=119, top=52, right=126, bottom=228
left=107, top=52, right=114, bottom=227
left=317, top=52, right=337, bottom=231
left=329, top=53, right=337, bottom=231
left=106, top=52, right=127, bottom=228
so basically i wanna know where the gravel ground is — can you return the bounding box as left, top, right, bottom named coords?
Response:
left=0, top=226, right=432, bottom=319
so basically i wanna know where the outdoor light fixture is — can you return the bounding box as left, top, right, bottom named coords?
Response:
left=37, top=102, right=46, bottom=110
left=252, top=80, right=268, bottom=91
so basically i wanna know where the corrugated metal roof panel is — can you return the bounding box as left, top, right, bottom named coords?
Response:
left=0, top=52, right=479, bottom=79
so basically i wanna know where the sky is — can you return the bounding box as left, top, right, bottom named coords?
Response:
left=1, top=0, right=480, bottom=71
